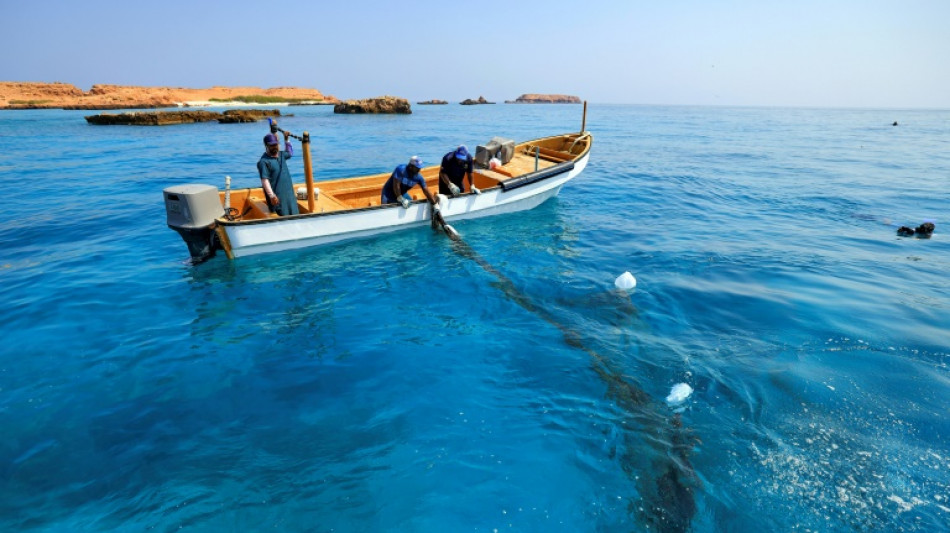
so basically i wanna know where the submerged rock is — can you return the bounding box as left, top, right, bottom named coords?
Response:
left=333, top=96, right=411, bottom=114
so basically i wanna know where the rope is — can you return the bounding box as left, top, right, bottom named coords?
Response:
left=276, top=128, right=304, bottom=142
left=223, top=205, right=252, bottom=221
left=568, top=132, right=590, bottom=154
left=437, top=227, right=698, bottom=529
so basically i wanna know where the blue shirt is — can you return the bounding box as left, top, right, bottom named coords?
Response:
left=381, top=164, right=428, bottom=204
left=440, top=152, right=473, bottom=182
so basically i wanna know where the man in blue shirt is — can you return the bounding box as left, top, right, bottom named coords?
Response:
left=257, top=132, right=299, bottom=216
left=381, top=156, right=440, bottom=212
left=439, top=145, right=480, bottom=196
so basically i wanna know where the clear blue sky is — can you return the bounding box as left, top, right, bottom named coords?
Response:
left=2, top=0, right=948, bottom=108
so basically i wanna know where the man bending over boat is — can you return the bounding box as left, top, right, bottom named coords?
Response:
left=439, top=145, right=480, bottom=196
left=257, top=132, right=299, bottom=216
left=381, top=156, right=440, bottom=213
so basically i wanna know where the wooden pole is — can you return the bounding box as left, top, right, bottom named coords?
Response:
left=581, top=100, right=587, bottom=134
left=302, top=131, right=315, bottom=212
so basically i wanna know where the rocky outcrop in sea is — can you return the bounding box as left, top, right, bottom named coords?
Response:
left=460, top=96, right=495, bottom=105
left=216, top=109, right=286, bottom=123
left=84, top=109, right=284, bottom=126
left=505, top=94, right=581, bottom=104
left=333, top=96, right=411, bottom=114
left=417, top=99, right=448, bottom=105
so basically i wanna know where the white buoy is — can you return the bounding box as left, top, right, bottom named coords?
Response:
left=615, top=271, right=637, bottom=291
left=666, top=383, right=693, bottom=405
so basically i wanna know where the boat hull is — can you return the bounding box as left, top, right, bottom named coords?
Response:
left=222, top=151, right=588, bottom=257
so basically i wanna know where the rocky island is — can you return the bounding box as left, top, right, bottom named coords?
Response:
left=417, top=99, right=448, bottom=105
left=0, top=82, right=337, bottom=110
left=333, top=96, right=412, bottom=114
left=460, top=96, right=495, bottom=105
left=505, top=94, right=581, bottom=104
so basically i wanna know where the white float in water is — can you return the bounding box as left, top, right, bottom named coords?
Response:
left=666, top=383, right=693, bottom=405
left=614, top=271, right=637, bottom=291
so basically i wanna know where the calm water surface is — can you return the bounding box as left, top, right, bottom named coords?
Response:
left=0, top=104, right=948, bottom=532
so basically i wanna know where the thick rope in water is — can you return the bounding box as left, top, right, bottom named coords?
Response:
left=436, top=221, right=698, bottom=531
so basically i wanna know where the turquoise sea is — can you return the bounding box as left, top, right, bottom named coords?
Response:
left=0, top=103, right=948, bottom=532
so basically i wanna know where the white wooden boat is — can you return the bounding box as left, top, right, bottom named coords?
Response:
left=164, top=131, right=592, bottom=261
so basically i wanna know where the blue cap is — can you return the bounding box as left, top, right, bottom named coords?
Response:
left=264, top=133, right=279, bottom=145
left=454, top=145, right=470, bottom=160
left=408, top=155, right=424, bottom=169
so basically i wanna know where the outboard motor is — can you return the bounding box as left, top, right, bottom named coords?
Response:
left=164, top=184, right=223, bottom=263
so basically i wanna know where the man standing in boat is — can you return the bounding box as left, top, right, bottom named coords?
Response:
left=257, top=131, right=299, bottom=216
left=381, top=156, right=440, bottom=212
left=439, top=145, right=480, bottom=196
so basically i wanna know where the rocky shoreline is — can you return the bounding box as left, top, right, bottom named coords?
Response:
left=0, top=82, right=337, bottom=110
left=1, top=82, right=582, bottom=113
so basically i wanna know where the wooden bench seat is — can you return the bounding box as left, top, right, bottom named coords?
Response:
left=250, top=199, right=278, bottom=218
left=522, top=145, right=573, bottom=163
